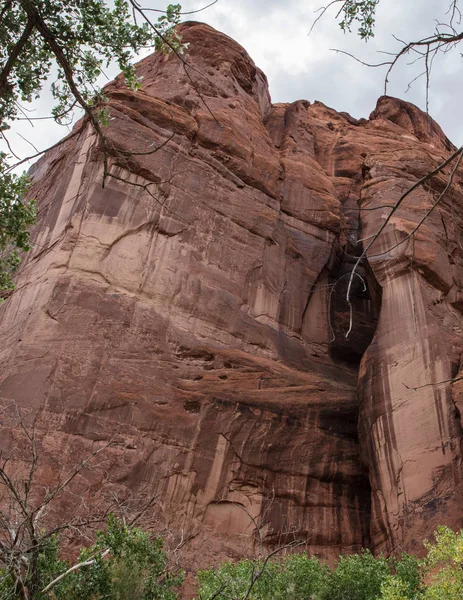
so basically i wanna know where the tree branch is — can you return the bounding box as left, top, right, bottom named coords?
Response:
left=18, top=0, right=105, bottom=141
left=40, top=548, right=110, bottom=594
left=0, top=17, right=35, bottom=97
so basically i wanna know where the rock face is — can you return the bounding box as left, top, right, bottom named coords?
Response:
left=1, top=22, right=462, bottom=567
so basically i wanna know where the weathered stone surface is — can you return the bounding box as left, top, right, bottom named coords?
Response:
left=0, top=22, right=462, bottom=571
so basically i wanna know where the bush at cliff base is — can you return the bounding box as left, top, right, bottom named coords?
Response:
left=0, top=514, right=183, bottom=600
left=196, top=554, right=329, bottom=600
left=381, top=526, right=463, bottom=600
left=195, top=527, right=463, bottom=600
left=1, top=520, right=462, bottom=599
left=196, top=550, right=421, bottom=600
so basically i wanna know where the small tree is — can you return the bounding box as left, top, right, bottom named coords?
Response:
left=421, top=526, right=463, bottom=600
left=0, top=404, right=182, bottom=599
left=320, top=550, right=391, bottom=600
left=0, top=515, right=183, bottom=599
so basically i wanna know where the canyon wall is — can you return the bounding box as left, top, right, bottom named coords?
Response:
left=0, top=23, right=462, bottom=566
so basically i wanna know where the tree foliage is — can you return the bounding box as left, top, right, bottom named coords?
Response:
left=320, top=550, right=391, bottom=600
left=196, top=527, right=463, bottom=600
left=0, top=161, right=35, bottom=292
left=196, top=549, right=423, bottom=600
left=0, top=515, right=183, bottom=599
left=0, top=0, right=183, bottom=126
left=0, top=0, right=183, bottom=294
left=422, top=526, right=463, bottom=600
left=197, top=554, right=329, bottom=600
left=338, top=0, right=379, bottom=40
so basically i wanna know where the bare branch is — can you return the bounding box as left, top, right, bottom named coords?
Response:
left=213, top=500, right=264, bottom=556
left=345, top=145, right=463, bottom=338
left=329, top=48, right=391, bottom=68
left=5, top=122, right=85, bottom=173
left=128, top=0, right=219, bottom=124
left=32, top=440, right=114, bottom=518
left=0, top=130, right=21, bottom=161
left=40, top=548, right=110, bottom=594
left=241, top=540, right=304, bottom=600
left=16, top=132, right=39, bottom=154
left=403, top=374, right=463, bottom=391
left=141, top=0, right=220, bottom=15
left=308, top=0, right=346, bottom=36
left=368, top=149, right=463, bottom=259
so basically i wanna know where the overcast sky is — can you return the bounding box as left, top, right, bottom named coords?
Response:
left=4, top=0, right=463, bottom=171
left=179, top=0, right=462, bottom=142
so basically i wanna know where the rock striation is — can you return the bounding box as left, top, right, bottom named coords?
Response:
left=1, top=22, right=462, bottom=567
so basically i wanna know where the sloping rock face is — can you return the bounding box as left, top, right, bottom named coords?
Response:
left=1, top=22, right=462, bottom=565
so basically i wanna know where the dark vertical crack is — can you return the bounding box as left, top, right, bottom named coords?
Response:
left=328, top=254, right=382, bottom=366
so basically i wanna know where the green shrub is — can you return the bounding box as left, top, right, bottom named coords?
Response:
left=196, top=559, right=272, bottom=600
left=0, top=515, right=183, bottom=600
left=196, top=547, right=425, bottom=600
left=380, top=575, right=417, bottom=600
left=379, top=554, right=424, bottom=600
left=319, top=549, right=390, bottom=600
left=270, top=553, right=329, bottom=599
left=196, top=553, right=329, bottom=600
left=421, top=526, right=463, bottom=600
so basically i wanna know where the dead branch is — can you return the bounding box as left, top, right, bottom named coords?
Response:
left=141, top=0, right=220, bottom=15
left=367, top=148, right=463, bottom=259
left=315, top=0, right=463, bottom=107
left=5, top=123, right=85, bottom=174
left=345, top=145, right=463, bottom=338
left=128, top=0, right=219, bottom=124
left=308, top=0, right=347, bottom=37
left=40, top=548, right=110, bottom=594
left=35, top=440, right=114, bottom=517
left=403, top=374, right=463, bottom=391
left=213, top=500, right=264, bottom=556
left=327, top=270, right=366, bottom=342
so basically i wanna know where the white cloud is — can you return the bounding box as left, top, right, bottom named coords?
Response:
left=180, top=0, right=463, bottom=143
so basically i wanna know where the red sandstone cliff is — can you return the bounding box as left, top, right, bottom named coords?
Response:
left=0, top=23, right=462, bottom=567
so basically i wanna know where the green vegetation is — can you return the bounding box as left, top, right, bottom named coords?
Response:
left=196, top=528, right=463, bottom=600
left=196, top=549, right=422, bottom=600
left=337, top=0, right=380, bottom=40
left=0, top=515, right=183, bottom=600
left=197, top=554, right=329, bottom=600
left=1, top=513, right=462, bottom=600
left=0, top=162, right=35, bottom=293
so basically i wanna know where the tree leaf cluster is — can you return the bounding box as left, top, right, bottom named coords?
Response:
left=0, top=155, right=35, bottom=293
left=196, top=532, right=463, bottom=600
left=338, top=0, right=380, bottom=40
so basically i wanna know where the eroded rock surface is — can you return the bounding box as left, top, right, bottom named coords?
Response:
left=1, top=23, right=462, bottom=567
